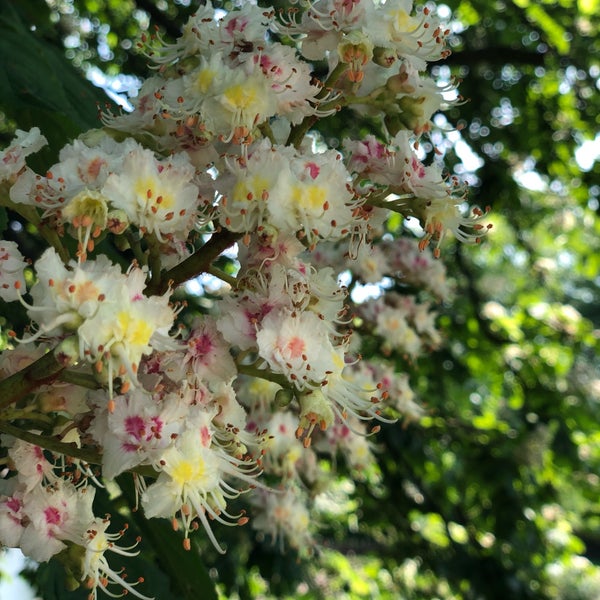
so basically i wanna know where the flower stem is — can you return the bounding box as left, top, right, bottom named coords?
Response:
left=0, top=421, right=102, bottom=464
left=286, top=62, right=349, bottom=148
left=59, top=369, right=101, bottom=390
left=1, top=408, right=54, bottom=426
left=147, top=228, right=241, bottom=295
left=206, top=265, right=238, bottom=288
left=236, top=362, right=290, bottom=389
left=0, top=347, right=65, bottom=410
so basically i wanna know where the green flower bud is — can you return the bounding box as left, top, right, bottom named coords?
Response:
left=373, top=46, right=397, bottom=68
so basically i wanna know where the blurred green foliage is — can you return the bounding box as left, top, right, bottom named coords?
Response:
left=0, top=0, right=599, bottom=598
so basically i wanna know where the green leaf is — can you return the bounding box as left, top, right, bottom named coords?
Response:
left=132, top=516, right=219, bottom=600
left=0, top=0, right=111, bottom=157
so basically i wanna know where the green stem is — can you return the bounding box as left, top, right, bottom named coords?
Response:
left=59, top=369, right=101, bottom=390
left=147, top=228, right=241, bottom=295
left=286, top=62, right=349, bottom=148
left=286, top=114, right=318, bottom=150
left=236, top=362, right=290, bottom=389
left=258, top=120, right=276, bottom=145
left=146, top=232, right=164, bottom=291
left=206, top=265, right=238, bottom=288
left=0, top=421, right=102, bottom=464
left=366, top=191, right=416, bottom=211
left=1, top=408, right=54, bottom=426
left=317, top=62, right=350, bottom=100
left=125, top=229, right=147, bottom=266
left=0, top=347, right=65, bottom=410
left=0, top=421, right=159, bottom=479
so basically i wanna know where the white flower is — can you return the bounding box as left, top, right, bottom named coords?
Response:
left=250, top=43, right=322, bottom=125
left=0, top=241, right=27, bottom=302
left=218, top=139, right=284, bottom=233
left=266, top=146, right=360, bottom=246
left=0, top=128, right=47, bottom=183
left=256, top=308, right=337, bottom=390
left=375, top=306, right=422, bottom=357
left=321, top=344, right=388, bottom=422
left=82, top=517, right=153, bottom=600
left=251, top=487, right=312, bottom=551
left=183, top=317, right=238, bottom=387
left=9, top=135, right=136, bottom=213
left=176, top=54, right=278, bottom=141
left=0, top=484, right=26, bottom=547
left=418, top=196, right=492, bottom=257
left=77, top=274, right=175, bottom=393
left=352, top=243, right=391, bottom=284
left=262, top=411, right=305, bottom=477
left=364, top=0, right=450, bottom=70
left=26, top=248, right=122, bottom=337
left=102, top=145, right=200, bottom=242
left=20, top=482, right=95, bottom=562
left=90, top=388, right=183, bottom=480
left=142, top=425, right=257, bottom=552
left=8, top=439, right=56, bottom=492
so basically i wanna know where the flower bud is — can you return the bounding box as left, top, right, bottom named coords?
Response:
left=296, top=388, right=335, bottom=447
left=106, top=208, right=129, bottom=234
left=384, top=96, right=426, bottom=135
left=274, top=387, right=294, bottom=408
left=385, top=71, right=415, bottom=95
left=53, top=336, right=80, bottom=367
left=373, top=46, right=397, bottom=68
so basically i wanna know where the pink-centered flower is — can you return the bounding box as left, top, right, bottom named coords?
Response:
left=90, top=388, right=184, bottom=480
left=20, top=482, right=95, bottom=562
left=256, top=308, right=337, bottom=390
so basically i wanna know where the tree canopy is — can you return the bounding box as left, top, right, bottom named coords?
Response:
left=0, top=1, right=599, bottom=599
